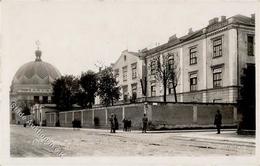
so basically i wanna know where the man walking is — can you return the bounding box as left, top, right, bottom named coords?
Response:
left=142, top=114, right=148, bottom=133
left=109, top=114, right=115, bottom=133
left=214, top=110, right=222, bottom=134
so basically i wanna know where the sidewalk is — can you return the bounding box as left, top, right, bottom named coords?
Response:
left=170, top=130, right=255, bottom=146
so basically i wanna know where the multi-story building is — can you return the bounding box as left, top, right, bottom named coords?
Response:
left=112, top=50, right=145, bottom=102
left=143, top=14, right=255, bottom=103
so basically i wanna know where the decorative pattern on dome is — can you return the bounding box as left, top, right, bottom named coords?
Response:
left=12, top=61, right=61, bottom=85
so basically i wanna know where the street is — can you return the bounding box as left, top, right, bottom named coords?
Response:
left=10, top=125, right=255, bottom=157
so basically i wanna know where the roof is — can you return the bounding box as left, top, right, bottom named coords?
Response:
left=11, top=50, right=61, bottom=86
left=143, top=14, right=255, bottom=56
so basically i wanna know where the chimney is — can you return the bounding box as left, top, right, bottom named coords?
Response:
left=141, top=48, right=148, bottom=52
left=209, top=17, right=219, bottom=25
left=251, top=14, right=255, bottom=20
left=221, top=16, right=226, bottom=22
left=168, top=34, right=178, bottom=42
left=188, top=28, right=193, bottom=34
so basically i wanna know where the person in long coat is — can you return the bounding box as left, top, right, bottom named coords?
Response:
left=142, top=114, right=148, bottom=133
left=114, top=114, right=118, bottom=132
left=109, top=114, right=115, bottom=133
left=214, top=110, right=222, bottom=134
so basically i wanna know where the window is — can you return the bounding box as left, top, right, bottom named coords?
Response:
left=190, top=73, right=197, bottom=91
left=213, top=68, right=222, bottom=88
left=190, top=47, right=197, bottom=65
left=168, top=55, right=174, bottom=70
left=131, top=83, right=137, bottom=97
left=131, top=63, right=137, bottom=79
left=213, top=38, right=222, bottom=58
left=34, top=96, right=39, bottom=103
left=248, top=35, right=254, bottom=56
left=124, top=55, right=126, bottom=61
left=151, top=83, right=156, bottom=97
left=42, top=96, right=48, bottom=104
left=122, top=66, right=127, bottom=81
left=150, top=60, right=156, bottom=75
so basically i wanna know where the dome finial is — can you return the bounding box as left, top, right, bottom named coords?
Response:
left=35, top=40, right=42, bottom=61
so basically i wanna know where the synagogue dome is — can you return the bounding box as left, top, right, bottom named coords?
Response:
left=12, top=50, right=61, bottom=85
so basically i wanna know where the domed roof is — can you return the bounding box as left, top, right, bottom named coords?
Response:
left=12, top=50, right=61, bottom=85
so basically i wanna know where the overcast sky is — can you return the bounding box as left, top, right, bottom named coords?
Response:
left=1, top=0, right=257, bottom=86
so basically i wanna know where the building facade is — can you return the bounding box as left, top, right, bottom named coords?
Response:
left=112, top=50, right=145, bottom=102
left=143, top=14, right=255, bottom=103
left=10, top=48, right=61, bottom=124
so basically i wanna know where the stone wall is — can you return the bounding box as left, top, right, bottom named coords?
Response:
left=45, top=102, right=238, bottom=130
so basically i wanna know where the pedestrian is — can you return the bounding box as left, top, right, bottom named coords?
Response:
left=122, top=118, right=127, bottom=131
left=109, top=114, right=115, bottom=133
left=114, top=114, right=118, bottom=132
left=128, top=120, right=132, bottom=132
left=142, top=114, right=148, bottom=133
left=214, top=110, right=222, bottom=134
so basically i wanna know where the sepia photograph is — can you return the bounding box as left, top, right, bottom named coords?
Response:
left=0, top=0, right=258, bottom=165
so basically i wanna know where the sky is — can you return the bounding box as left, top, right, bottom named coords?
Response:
left=1, top=0, right=257, bottom=87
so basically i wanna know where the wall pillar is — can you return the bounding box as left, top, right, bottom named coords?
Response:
left=65, top=112, right=67, bottom=124
left=233, top=106, right=237, bottom=122
left=81, top=110, right=84, bottom=126
left=72, top=111, right=74, bottom=120
left=147, top=104, right=152, bottom=121
left=92, top=109, right=95, bottom=125
left=105, top=108, right=108, bottom=125
left=54, top=113, right=56, bottom=124
left=122, top=106, right=125, bottom=119
left=193, top=105, right=198, bottom=123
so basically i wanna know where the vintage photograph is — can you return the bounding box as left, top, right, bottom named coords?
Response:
left=0, top=0, right=258, bottom=165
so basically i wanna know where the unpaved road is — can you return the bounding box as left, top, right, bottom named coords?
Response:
left=10, top=125, right=255, bottom=157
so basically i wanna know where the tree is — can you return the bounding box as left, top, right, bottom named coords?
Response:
left=52, top=75, right=79, bottom=126
left=17, top=100, right=31, bottom=116
left=78, top=71, right=98, bottom=108
left=149, top=52, right=180, bottom=102
left=97, top=67, right=120, bottom=106
left=238, top=64, right=255, bottom=130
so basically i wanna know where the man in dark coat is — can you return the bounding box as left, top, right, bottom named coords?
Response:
left=109, top=114, right=115, bottom=133
left=114, top=114, right=118, bottom=132
left=142, top=114, right=148, bottom=133
left=122, top=118, right=127, bottom=131
left=214, top=110, right=222, bottom=134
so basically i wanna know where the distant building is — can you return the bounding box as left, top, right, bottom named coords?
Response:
left=143, top=14, right=255, bottom=103
left=10, top=48, right=61, bottom=124
left=112, top=50, right=145, bottom=103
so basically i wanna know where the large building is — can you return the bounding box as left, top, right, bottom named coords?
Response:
left=10, top=48, right=61, bottom=124
left=112, top=50, right=145, bottom=102
left=142, top=14, right=255, bottom=103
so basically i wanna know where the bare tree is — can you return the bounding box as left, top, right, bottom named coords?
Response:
left=149, top=52, right=180, bottom=102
